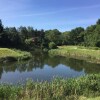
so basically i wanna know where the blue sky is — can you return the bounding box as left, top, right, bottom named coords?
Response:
left=0, top=0, right=100, bottom=31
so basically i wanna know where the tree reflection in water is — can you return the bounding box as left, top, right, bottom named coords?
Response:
left=0, top=52, right=100, bottom=80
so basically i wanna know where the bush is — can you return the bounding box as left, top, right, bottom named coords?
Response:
left=43, top=48, right=49, bottom=52
left=49, top=42, right=57, bottom=49
left=96, top=41, right=100, bottom=47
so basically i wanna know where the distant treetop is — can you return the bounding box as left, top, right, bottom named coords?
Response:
left=0, top=19, right=3, bottom=33
left=96, top=19, right=100, bottom=25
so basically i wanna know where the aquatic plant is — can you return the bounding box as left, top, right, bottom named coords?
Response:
left=0, top=74, right=100, bottom=100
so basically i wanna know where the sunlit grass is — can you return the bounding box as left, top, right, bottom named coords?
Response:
left=0, top=74, right=100, bottom=100
left=86, top=97, right=100, bottom=100
left=49, top=46, right=100, bottom=64
left=0, top=48, right=32, bottom=62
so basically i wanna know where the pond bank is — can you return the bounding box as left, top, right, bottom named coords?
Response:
left=0, top=74, right=100, bottom=100
left=49, top=46, right=100, bottom=64
left=0, top=48, right=32, bottom=62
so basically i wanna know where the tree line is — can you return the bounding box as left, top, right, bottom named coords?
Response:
left=0, top=19, right=100, bottom=50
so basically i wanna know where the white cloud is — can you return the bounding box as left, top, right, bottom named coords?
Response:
left=0, top=0, right=100, bottom=19
left=14, top=4, right=100, bottom=17
left=0, top=0, right=31, bottom=12
left=12, top=4, right=100, bottom=17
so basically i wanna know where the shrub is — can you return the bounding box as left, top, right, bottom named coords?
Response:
left=96, top=41, right=100, bottom=47
left=49, top=42, right=57, bottom=49
left=43, top=48, right=49, bottom=52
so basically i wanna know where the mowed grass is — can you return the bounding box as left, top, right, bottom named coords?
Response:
left=49, top=46, right=100, bottom=64
left=0, top=48, right=32, bottom=62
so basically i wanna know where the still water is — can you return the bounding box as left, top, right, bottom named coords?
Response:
left=0, top=52, right=100, bottom=84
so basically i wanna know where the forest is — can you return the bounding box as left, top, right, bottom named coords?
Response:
left=0, top=19, right=100, bottom=50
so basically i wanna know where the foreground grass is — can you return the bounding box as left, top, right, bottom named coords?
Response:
left=49, top=46, right=100, bottom=64
left=0, top=48, right=32, bottom=62
left=0, top=74, right=100, bottom=100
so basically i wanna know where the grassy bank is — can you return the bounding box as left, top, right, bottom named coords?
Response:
left=0, top=74, right=100, bottom=100
left=0, top=48, right=32, bottom=62
left=49, top=46, right=100, bottom=64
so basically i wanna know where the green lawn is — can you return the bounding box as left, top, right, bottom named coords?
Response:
left=49, top=46, right=100, bottom=64
left=0, top=48, right=32, bottom=62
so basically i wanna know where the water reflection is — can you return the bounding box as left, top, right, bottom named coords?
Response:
left=0, top=52, right=100, bottom=83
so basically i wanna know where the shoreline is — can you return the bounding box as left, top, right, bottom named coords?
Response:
left=0, top=74, right=100, bottom=100
left=49, top=46, right=100, bottom=64
left=0, top=48, right=32, bottom=62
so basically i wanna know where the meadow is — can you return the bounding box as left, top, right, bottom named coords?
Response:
left=0, top=48, right=32, bottom=62
left=49, top=46, right=100, bottom=64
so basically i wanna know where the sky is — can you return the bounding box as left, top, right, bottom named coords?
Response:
left=0, top=0, right=100, bottom=32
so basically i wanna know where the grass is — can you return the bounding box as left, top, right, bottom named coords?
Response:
left=86, top=97, right=100, bottom=100
left=49, top=46, right=100, bottom=64
left=0, top=74, right=100, bottom=100
left=0, top=48, right=32, bottom=62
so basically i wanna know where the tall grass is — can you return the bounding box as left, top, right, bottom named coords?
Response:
left=0, top=48, right=32, bottom=62
left=49, top=46, right=100, bottom=64
left=0, top=74, right=100, bottom=100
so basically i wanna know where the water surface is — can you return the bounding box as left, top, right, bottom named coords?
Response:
left=0, top=52, right=100, bottom=84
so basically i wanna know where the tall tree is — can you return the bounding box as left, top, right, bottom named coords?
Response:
left=61, top=31, right=70, bottom=45
left=69, top=27, right=84, bottom=45
left=45, top=29, right=61, bottom=45
left=0, top=19, right=3, bottom=33
left=96, top=19, right=100, bottom=25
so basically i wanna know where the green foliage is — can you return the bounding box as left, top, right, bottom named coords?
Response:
left=96, top=40, right=100, bottom=47
left=43, top=48, right=49, bottom=52
left=0, top=19, right=3, bottom=33
left=96, top=19, right=100, bottom=25
left=25, top=38, right=35, bottom=49
left=49, top=46, right=100, bottom=64
left=45, top=29, right=61, bottom=45
left=0, top=18, right=100, bottom=50
left=69, top=27, right=84, bottom=45
left=0, top=74, right=100, bottom=100
left=49, top=42, right=57, bottom=49
left=25, top=38, right=34, bottom=45
left=0, top=48, right=32, bottom=62
left=61, top=31, right=70, bottom=45
left=83, top=24, right=100, bottom=47
left=0, top=20, right=45, bottom=50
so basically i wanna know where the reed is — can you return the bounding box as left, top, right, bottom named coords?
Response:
left=0, top=74, right=100, bottom=100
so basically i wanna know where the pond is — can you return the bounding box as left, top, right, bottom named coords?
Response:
left=0, top=51, right=100, bottom=84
